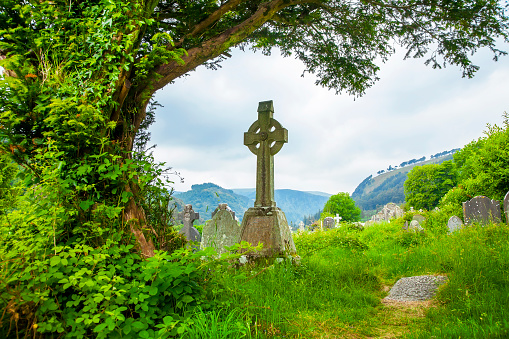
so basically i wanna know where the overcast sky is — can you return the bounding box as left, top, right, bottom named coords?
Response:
left=149, top=46, right=509, bottom=195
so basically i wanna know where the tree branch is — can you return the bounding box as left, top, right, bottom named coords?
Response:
left=145, top=0, right=309, bottom=96
left=176, top=0, right=244, bottom=47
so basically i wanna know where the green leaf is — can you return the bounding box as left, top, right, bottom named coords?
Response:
left=94, top=323, right=107, bottom=333
left=181, top=295, right=193, bottom=303
left=79, top=200, right=94, bottom=211
left=132, top=321, right=144, bottom=331
left=50, top=256, right=61, bottom=266
left=148, top=286, right=158, bottom=296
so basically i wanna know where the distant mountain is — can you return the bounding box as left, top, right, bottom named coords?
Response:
left=174, top=184, right=330, bottom=226
left=352, top=152, right=457, bottom=213
left=230, top=188, right=331, bottom=226
left=174, top=183, right=251, bottom=222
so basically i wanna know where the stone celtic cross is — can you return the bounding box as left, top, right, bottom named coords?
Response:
left=244, top=101, right=288, bottom=208
left=178, top=204, right=200, bottom=242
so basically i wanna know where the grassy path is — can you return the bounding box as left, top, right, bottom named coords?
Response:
left=209, top=221, right=509, bottom=338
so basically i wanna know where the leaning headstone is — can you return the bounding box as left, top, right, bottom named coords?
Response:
left=178, top=204, right=201, bottom=242
left=240, top=101, right=296, bottom=257
left=323, top=217, right=334, bottom=230
left=201, top=203, right=241, bottom=255
left=409, top=220, right=424, bottom=232
left=504, top=191, right=509, bottom=223
left=463, top=196, right=501, bottom=225
left=447, top=215, right=463, bottom=233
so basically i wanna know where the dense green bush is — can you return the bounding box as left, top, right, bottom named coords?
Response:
left=1, top=244, right=211, bottom=338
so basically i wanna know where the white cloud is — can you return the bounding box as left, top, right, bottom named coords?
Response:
left=150, top=46, right=509, bottom=195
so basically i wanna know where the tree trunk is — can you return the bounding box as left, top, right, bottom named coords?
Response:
left=115, top=95, right=157, bottom=257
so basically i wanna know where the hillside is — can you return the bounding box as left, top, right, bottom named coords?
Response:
left=352, top=153, right=455, bottom=211
left=174, top=183, right=252, bottom=222
left=174, top=184, right=330, bottom=226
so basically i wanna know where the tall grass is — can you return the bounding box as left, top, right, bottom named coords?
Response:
left=206, top=220, right=509, bottom=338
left=181, top=308, right=253, bottom=339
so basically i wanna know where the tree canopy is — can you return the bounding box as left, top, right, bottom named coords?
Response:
left=452, top=115, right=509, bottom=202
left=404, top=160, right=457, bottom=210
left=323, top=192, right=361, bottom=222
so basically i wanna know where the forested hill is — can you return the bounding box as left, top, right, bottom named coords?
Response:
left=174, top=183, right=252, bottom=222
left=174, top=183, right=330, bottom=226
left=351, top=152, right=456, bottom=211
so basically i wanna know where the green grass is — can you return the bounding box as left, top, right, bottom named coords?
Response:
left=181, top=308, right=253, bottom=339
left=204, top=219, right=509, bottom=338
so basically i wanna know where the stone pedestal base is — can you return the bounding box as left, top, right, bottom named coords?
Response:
left=240, top=207, right=296, bottom=257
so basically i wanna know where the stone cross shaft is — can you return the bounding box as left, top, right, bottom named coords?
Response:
left=244, top=101, right=288, bottom=208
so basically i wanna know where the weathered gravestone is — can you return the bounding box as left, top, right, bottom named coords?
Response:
left=447, top=215, right=463, bottom=233
left=369, top=202, right=404, bottom=223
left=178, top=204, right=201, bottom=242
left=463, top=196, right=501, bottom=225
left=412, top=214, right=426, bottom=224
left=298, top=221, right=305, bottom=232
left=240, top=101, right=296, bottom=257
left=323, top=217, right=334, bottom=230
left=504, top=191, right=509, bottom=223
left=407, top=214, right=425, bottom=232
left=409, top=220, right=424, bottom=232
left=201, top=203, right=240, bottom=255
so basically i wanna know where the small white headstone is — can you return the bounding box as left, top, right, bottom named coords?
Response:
left=334, top=214, right=342, bottom=226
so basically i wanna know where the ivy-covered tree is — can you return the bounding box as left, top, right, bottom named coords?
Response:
left=1, top=0, right=508, bottom=256
left=0, top=152, right=17, bottom=215
left=322, top=192, right=361, bottom=222
left=404, top=160, right=457, bottom=210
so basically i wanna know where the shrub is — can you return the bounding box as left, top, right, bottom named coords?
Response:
left=0, top=243, right=215, bottom=338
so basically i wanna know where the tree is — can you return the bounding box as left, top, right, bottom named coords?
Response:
left=323, top=192, right=361, bottom=222
left=404, top=160, right=457, bottom=210
left=451, top=115, right=509, bottom=202
left=1, top=0, right=508, bottom=255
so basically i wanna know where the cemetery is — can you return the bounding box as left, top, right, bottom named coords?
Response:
left=2, top=1, right=509, bottom=338
left=158, top=102, right=509, bottom=338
